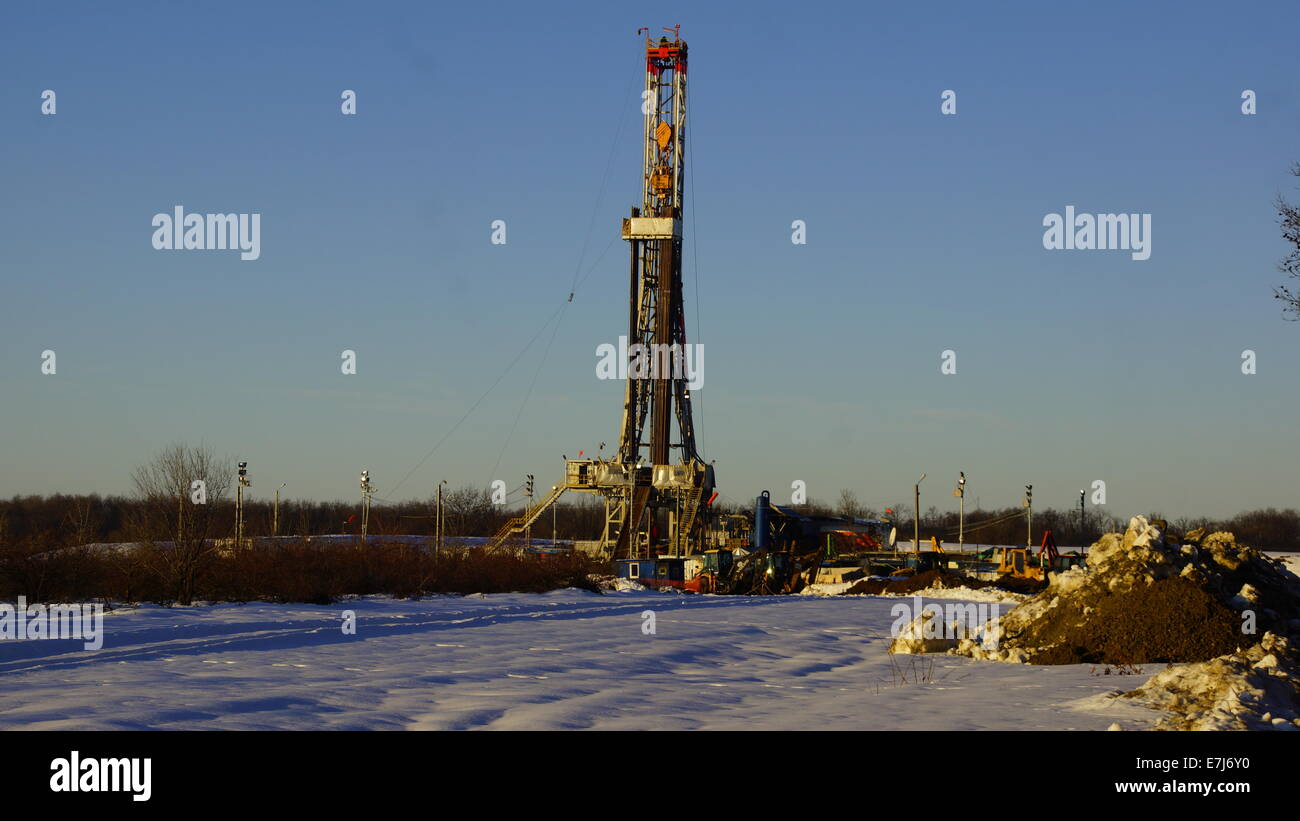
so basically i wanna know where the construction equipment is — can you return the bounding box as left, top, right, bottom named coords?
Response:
left=995, top=529, right=1085, bottom=580
left=995, top=545, right=1041, bottom=580
left=1038, top=529, right=1086, bottom=573
left=685, top=548, right=734, bottom=593
left=699, top=546, right=805, bottom=595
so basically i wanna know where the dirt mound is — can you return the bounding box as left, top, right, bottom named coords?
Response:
left=843, top=578, right=887, bottom=595
left=844, top=569, right=1040, bottom=597
left=1017, top=576, right=1243, bottom=665
left=990, top=575, right=1048, bottom=595
left=1120, top=632, right=1300, bottom=730
left=952, top=516, right=1300, bottom=666
left=844, top=570, right=985, bottom=596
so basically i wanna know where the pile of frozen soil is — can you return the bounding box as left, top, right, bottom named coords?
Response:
left=843, top=569, right=1042, bottom=596
left=935, top=516, right=1300, bottom=665
left=844, top=570, right=977, bottom=596
left=1119, top=631, right=1300, bottom=729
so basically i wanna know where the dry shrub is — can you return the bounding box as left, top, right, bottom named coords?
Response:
left=0, top=541, right=605, bottom=605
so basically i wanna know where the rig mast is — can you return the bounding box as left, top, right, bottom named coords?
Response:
left=489, top=27, right=715, bottom=558
left=606, top=26, right=713, bottom=558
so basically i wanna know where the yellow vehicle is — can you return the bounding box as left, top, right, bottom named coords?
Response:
left=996, top=546, right=1044, bottom=581
left=996, top=530, right=1085, bottom=580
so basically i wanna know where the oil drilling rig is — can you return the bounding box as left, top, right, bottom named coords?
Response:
left=489, top=27, right=716, bottom=559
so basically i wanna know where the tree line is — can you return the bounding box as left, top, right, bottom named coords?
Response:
left=2, top=445, right=1298, bottom=554
left=3, top=489, right=1299, bottom=554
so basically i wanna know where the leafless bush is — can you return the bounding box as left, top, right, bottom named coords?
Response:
left=129, top=443, right=232, bottom=605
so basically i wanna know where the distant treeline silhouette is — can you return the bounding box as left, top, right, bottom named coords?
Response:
left=2, top=491, right=1298, bottom=553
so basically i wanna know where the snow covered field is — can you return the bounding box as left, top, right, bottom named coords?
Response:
left=1277, top=553, right=1300, bottom=577
left=0, top=589, right=1162, bottom=730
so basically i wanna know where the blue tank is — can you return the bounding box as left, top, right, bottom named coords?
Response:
left=754, top=491, right=771, bottom=550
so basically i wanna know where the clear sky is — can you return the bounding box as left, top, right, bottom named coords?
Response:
left=2, top=0, right=1297, bottom=520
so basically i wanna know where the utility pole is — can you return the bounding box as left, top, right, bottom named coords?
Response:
left=525, top=474, right=534, bottom=551
left=914, top=473, right=925, bottom=560
left=436, top=479, right=447, bottom=551
left=883, top=509, right=896, bottom=554
left=954, top=471, right=966, bottom=553
left=1024, top=484, right=1033, bottom=547
left=237, top=461, right=250, bottom=548
left=359, top=469, right=373, bottom=545
left=274, top=482, right=286, bottom=537
left=1079, top=489, right=1086, bottom=548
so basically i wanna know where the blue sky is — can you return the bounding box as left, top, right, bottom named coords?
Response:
left=2, top=0, right=1297, bottom=519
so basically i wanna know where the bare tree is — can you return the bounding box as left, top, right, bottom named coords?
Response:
left=128, top=443, right=232, bottom=604
left=1274, top=162, right=1300, bottom=319
left=63, top=496, right=97, bottom=547
left=442, top=485, right=494, bottom=537
left=836, top=489, right=866, bottom=520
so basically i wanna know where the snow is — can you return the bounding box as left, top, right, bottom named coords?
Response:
left=890, top=586, right=1024, bottom=604
left=800, top=581, right=1024, bottom=604
left=1123, top=632, right=1300, bottom=730
left=1271, top=552, right=1300, bottom=578
left=799, top=581, right=858, bottom=597
left=0, top=590, right=1156, bottom=730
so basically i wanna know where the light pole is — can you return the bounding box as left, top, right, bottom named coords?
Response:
left=914, top=473, right=926, bottom=559
left=953, top=471, right=966, bottom=553
left=436, top=479, right=447, bottom=550
left=360, top=469, right=373, bottom=545
left=1079, top=489, right=1086, bottom=548
left=273, top=482, right=286, bottom=537
left=1024, top=484, right=1033, bottom=547
left=177, top=481, right=185, bottom=546
left=237, top=461, right=250, bottom=548
left=525, top=474, right=534, bottom=550
left=552, top=485, right=558, bottom=545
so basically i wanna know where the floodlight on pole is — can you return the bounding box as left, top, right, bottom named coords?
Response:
left=236, top=461, right=251, bottom=548
left=525, top=474, right=535, bottom=550
left=1024, top=484, right=1033, bottom=547
left=360, top=469, right=374, bottom=545
left=954, top=471, right=966, bottom=553
left=1079, top=489, right=1086, bottom=549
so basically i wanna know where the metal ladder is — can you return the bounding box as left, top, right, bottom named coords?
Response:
left=673, top=484, right=704, bottom=555
left=487, top=483, right=566, bottom=552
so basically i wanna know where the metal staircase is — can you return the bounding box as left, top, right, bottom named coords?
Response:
left=673, top=484, right=705, bottom=555
left=487, top=483, right=566, bottom=552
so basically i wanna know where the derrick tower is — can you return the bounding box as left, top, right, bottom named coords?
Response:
left=487, top=27, right=715, bottom=558
left=606, top=25, right=714, bottom=559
